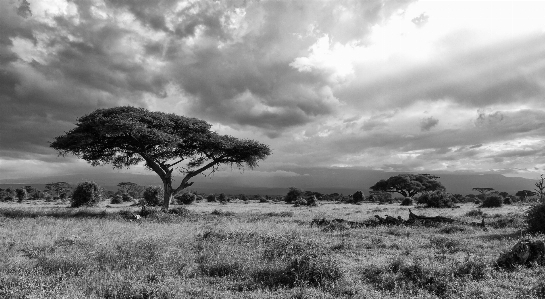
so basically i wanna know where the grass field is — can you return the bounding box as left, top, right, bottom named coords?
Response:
left=0, top=200, right=543, bottom=298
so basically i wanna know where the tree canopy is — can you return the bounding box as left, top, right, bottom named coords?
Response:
left=369, top=174, right=445, bottom=197
left=51, top=106, right=271, bottom=209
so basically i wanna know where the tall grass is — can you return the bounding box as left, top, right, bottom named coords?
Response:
left=0, top=203, right=541, bottom=298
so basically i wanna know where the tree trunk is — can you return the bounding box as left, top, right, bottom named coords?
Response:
left=162, top=179, right=173, bottom=210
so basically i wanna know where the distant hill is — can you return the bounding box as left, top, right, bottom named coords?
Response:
left=0, top=167, right=538, bottom=196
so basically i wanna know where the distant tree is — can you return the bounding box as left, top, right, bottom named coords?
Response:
left=535, top=174, right=545, bottom=203
left=15, top=188, right=27, bottom=202
left=51, top=106, right=271, bottom=210
left=352, top=191, right=364, bottom=203
left=370, top=174, right=445, bottom=198
left=71, top=181, right=102, bottom=207
left=45, top=182, right=71, bottom=199
left=117, top=182, right=144, bottom=198
left=499, top=191, right=509, bottom=198
left=472, top=188, right=494, bottom=199
left=285, top=187, right=304, bottom=203
left=516, top=190, right=536, bottom=201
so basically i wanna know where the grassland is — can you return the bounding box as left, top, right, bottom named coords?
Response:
left=0, top=200, right=543, bottom=298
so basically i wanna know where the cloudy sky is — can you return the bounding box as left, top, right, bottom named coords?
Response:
left=1, top=0, right=545, bottom=182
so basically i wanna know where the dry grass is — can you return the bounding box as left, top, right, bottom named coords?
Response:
left=0, top=200, right=542, bottom=298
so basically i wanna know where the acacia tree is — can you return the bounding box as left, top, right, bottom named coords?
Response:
left=472, top=187, right=494, bottom=200
left=370, top=174, right=445, bottom=198
left=51, top=106, right=271, bottom=210
left=516, top=190, right=537, bottom=201
left=45, top=182, right=71, bottom=199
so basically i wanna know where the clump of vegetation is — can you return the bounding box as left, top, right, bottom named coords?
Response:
left=15, top=188, right=27, bottom=203
left=293, top=198, right=308, bottom=207
left=503, top=196, right=512, bottom=205
left=526, top=203, right=545, bottom=233
left=285, top=187, right=304, bottom=203
left=121, top=193, right=133, bottom=202
left=70, top=181, right=102, bottom=207
left=142, top=186, right=163, bottom=206
left=206, top=194, right=216, bottom=202
left=418, top=191, right=456, bottom=208
left=465, top=209, right=484, bottom=217
left=175, top=192, right=196, bottom=205
left=369, top=191, right=393, bottom=204
left=110, top=193, right=123, bottom=204
left=400, top=197, right=413, bottom=206
left=351, top=191, right=365, bottom=204
left=480, top=195, right=503, bottom=208
left=306, top=195, right=318, bottom=207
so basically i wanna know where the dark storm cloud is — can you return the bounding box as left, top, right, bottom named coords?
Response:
left=0, top=0, right=418, bottom=170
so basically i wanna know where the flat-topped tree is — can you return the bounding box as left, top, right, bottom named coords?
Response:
left=370, top=174, right=445, bottom=198
left=472, top=188, right=494, bottom=199
left=51, top=106, right=271, bottom=210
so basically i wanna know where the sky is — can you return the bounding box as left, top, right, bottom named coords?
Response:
left=1, top=0, right=545, bottom=182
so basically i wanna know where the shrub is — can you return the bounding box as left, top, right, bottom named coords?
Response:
left=110, top=194, right=123, bottom=204
left=370, top=191, right=392, bottom=204
left=418, top=191, right=455, bottom=208
left=285, top=187, right=304, bottom=203
left=142, top=186, right=163, bottom=206
left=71, top=181, right=102, bottom=208
left=400, top=197, right=413, bottom=206
left=121, top=193, right=133, bottom=202
left=293, top=198, right=308, bottom=207
left=480, top=196, right=503, bottom=208
left=526, top=203, right=545, bottom=233
left=258, top=196, right=269, bottom=203
left=306, top=195, right=318, bottom=207
left=503, top=196, right=512, bottom=204
left=175, top=192, right=197, bottom=205
left=465, top=209, right=484, bottom=217
left=206, top=194, right=216, bottom=202
left=15, top=188, right=27, bottom=202
left=352, top=191, right=364, bottom=203
left=218, top=193, right=228, bottom=203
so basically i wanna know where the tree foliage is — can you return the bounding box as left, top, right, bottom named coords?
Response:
left=51, top=106, right=271, bottom=210
left=370, top=174, right=445, bottom=197
left=71, top=181, right=102, bottom=207
left=516, top=190, right=536, bottom=201
left=285, top=187, right=304, bottom=203
left=45, top=182, right=71, bottom=198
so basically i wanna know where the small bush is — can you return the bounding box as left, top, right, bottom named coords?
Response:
left=71, top=181, right=102, bottom=208
left=465, top=209, right=484, bottom=217
left=418, top=191, right=455, bottom=208
left=121, top=193, right=133, bottom=202
left=503, top=197, right=512, bottom=204
left=258, top=196, right=269, bottom=203
left=526, top=203, right=545, bottom=233
left=110, top=194, right=123, bottom=204
left=218, top=193, right=228, bottom=203
left=206, top=194, right=216, bottom=202
left=352, top=191, right=364, bottom=204
left=175, top=192, right=196, bottom=205
left=480, top=196, right=503, bottom=208
left=400, top=197, right=413, bottom=206
left=293, top=198, right=308, bottom=207
left=15, top=188, right=27, bottom=202
left=285, top=187, right=304, bottom=203
left=306, top=195, right=318, bottom=207
left=142, top=186, right=163, bottom=206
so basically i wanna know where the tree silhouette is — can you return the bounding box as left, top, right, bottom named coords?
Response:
left=51, top=106, right=271, bottom=210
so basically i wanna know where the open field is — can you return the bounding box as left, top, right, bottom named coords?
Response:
left=0, top=201, right=544, bottom=298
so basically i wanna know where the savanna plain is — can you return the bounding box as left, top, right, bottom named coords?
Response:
left=1, top=199, right=544, bottom=299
